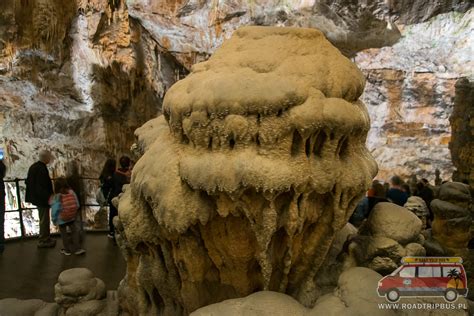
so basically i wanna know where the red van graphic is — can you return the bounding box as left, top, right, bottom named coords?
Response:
left=377, top=257, right=468, bottom=303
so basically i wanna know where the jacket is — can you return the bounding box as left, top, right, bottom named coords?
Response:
left=25, top=161, right=53, bottom=207
left=111, top=169, right=130, bottom=199
left=99, top=174, right=114, bottom=203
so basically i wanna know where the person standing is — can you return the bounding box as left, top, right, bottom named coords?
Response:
left=50, top=178, right=85, bottom=256
left=386, top=175, right=409, bottom=206
left=109, top=156, right=131, bottom=239
left=25, top=150, right=56, bottom=248
left=66, top=161, right=85, bottom=244
left=415, top=180, right=434, bottom=224
left=0, top=159, right=6, bottom=254
left=99, top=159, right=116, bottom=239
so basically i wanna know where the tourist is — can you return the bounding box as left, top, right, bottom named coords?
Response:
left=99, top=159, right=116, bottom=239
left=349, top=195, right=368, bottom=227
left=25, top=150, right=56, bottom=248
left=414, top=180, right=434, bottom=221
left=50, top=178, right=85, bottom=256
left=349, top=180, right=387, bottom=226
left=367, top=180, right=387, bottom=212
left=401, top=183, right=411, bottom=197
left=386, top=175, right=408, bottom=206
left=107, top=156, right=132, bottom=239
left=0, top=159, right=6, bottom=254
left=66, top=161, right=84, bottom=243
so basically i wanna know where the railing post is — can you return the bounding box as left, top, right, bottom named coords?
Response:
left=15, top=178, right=25, bottom=238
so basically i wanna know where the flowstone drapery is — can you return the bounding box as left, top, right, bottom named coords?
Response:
left=116, top=26, right=378, bottom=315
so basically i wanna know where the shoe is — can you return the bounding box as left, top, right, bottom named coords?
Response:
left=107, top=233, right=114, bottom=239
left=74, top=249, right=86, bottom=255
left=60, top=249, right=72, bottom=256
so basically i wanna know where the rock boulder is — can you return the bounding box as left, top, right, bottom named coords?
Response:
left=368, top=202, right=422, bottom=245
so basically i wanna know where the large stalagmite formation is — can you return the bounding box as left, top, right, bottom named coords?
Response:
left=116, top=26, right=378, bottom=315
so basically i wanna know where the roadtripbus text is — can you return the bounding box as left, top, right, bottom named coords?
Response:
left=378, top=302, right=467, bottom=310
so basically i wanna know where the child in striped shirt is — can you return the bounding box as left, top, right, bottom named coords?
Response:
left=50, top=178, right=85, bottom=256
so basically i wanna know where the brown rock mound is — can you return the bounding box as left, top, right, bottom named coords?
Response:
left=116, top=26, right=377, bottom=315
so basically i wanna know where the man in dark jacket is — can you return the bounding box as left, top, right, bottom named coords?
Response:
left=386, top=175, right=409, bottom=206
left=26, top=150, right=56, bottom=248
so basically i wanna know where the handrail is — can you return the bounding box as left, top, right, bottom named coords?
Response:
left=3, top=177, right=102, bottom=239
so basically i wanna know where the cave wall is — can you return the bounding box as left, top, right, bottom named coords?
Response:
left=450, top=78, right=474, bottom=186
left=0, top=0, right=472, bottom=182
left=356, top=9, right=473, bottom=181
left=0, top=0, right=184, bottom=178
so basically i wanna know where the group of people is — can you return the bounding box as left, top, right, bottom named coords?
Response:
left=0, top=150, right=450, bottom=255
left=350, top=174, right=435, bottom=227
left=22, top=150, right=85, bottom=255
left=0, top=150, right=132, bottom=256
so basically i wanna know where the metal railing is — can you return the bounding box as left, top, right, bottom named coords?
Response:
left=3, top=177, right=105, bottom=240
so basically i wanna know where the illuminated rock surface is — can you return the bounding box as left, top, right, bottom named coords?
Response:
left=431, top=182, right=473, bottom=256
left=116, top=26, right=377, bottom=315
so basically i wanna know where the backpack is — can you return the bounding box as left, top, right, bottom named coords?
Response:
left=60, top=190, right=79, bottom=222
left=96, top=186, right=107, bottom=207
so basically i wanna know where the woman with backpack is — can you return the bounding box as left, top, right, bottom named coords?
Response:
left=50, top=178, right=85, bottom=256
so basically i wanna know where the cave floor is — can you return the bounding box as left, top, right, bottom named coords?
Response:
left=0, top=232, right=126, bottom=302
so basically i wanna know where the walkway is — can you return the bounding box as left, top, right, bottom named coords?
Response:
left=0, top=233, right=126, bottom=302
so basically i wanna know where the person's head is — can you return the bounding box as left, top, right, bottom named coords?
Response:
left=416, top=181, right=425, bottom=193
left=54, top=177, right=70, bottom=194
left=39, top=150, right=53, bottom=165
left=371, top=180, right=386, bottom=198
left=101, top=158, right=116, bottom=177
left=421, top=178, right=430, bottom=186
left=401, top=183, right=411, bottom=196
left=119, top=155, right=131, bottom=170
left=389, top=175, right=402, bottom=188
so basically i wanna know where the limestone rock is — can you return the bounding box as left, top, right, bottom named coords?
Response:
left=326, top=223, right=358, bottom=265
left=0, top=0, right=182, bottom=181
left=450, top=78, right=474, bottom=187
left=191, top=291, right=308, bottom=316
left=438, top=182, right=472, bottom=203
left=0, top=298, right=59, bottom=316
left=117, top=26, right=377, bottom=315
left=404, top=243, right=426, bottom=257
left=192, top=268, right=392, bottom=316
left=0, top=0, right=472, bottom=238
left=404, top=196, right=429, bottom=229
left=331, top=267, right=394, bottom=316
left=193, top=267, right=470, bottom=316
left=337, top=217, right=425, bottom=276
left=55, top=268, right=106, bottom=309
left=423, top=238, right=447, bottom=256
left=367, top=256, right=398, bottom=274
left=430, top=182, right=473, bottom=255
left=356, top=10, right=474, bottom=181
left=368, top=236, right=406, bottom=260
left=306, top=294, right=347, bottom=316
left=431, top=200, right=471, bottom=220
left=368, top=202, right=422, bottom=245
left=65, top=300, right=106, bottom=316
